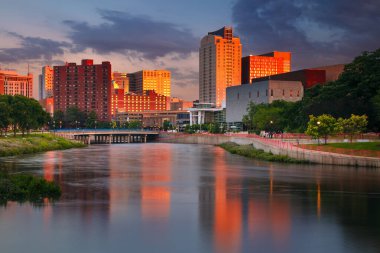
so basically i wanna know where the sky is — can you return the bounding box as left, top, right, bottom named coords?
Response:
left=0, top=0, right=379, bottom=100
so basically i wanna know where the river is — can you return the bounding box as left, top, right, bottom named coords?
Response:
left=0, top=143, right=380, bottom=253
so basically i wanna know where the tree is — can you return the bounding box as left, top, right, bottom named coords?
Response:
left=65, top=107, right=86, bottom=128
left=85, top=111, right=97, bottom=129
left=305, top=114, right=342, bottom=144
left=163, top=120, right=172, bottom=131
left=338, top=114, right=368, bottom=142
left=53, top=110, right=65, bottom=129
left=0, top=101, right=11, bottom=136
left=128, top=121, right=141, bottom=129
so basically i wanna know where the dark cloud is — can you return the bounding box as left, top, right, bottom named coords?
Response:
left=64, top=10, right=199, bottom=59
left=168, top=67, right=198, bottom=88
left=232, top=0, right=380, bottom=68
left=0, top=32, right=70, bottom=63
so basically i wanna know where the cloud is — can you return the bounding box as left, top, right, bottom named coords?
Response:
left=0, top=32, right=70, bottom=63
left=64, top=9, right=199, bottom=59
left=232, top=0, right=380, bottom=68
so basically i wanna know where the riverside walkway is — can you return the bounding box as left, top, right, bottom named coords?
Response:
left=159, top=133, right=380, bottom=167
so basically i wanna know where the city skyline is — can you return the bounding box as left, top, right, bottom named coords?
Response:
left=0, top=0, right=379, bottom=100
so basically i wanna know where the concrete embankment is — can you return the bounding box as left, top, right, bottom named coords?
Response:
left=158, top=133, right=380, bottom=167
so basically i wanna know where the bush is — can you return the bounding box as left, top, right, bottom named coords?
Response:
left=0, top=172, right=61, bottom=205
left=218, top=142, right=306, bottom=163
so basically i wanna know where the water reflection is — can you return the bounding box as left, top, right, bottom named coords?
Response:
left=0, top=144, right=380, bottom=253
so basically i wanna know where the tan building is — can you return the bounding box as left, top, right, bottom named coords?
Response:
left=0, top=69, right=33, bottom=98
left=128, top=70, right=171, bottom=97
left=170, top=97, right=193, bottom=111
left=199, top=26, right=242, bottom=108
left=113, top=72, right=129, bottom=93
left=39, top=66, right=54, bottom=99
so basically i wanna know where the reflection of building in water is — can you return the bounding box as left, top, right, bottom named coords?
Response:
left=140, top=145, right=172, bottom=220
left=43, top=152, right=55, bottom=182
left=45, top=149, right=110, bottom=232
left=213, top=148, right=242, bottom=253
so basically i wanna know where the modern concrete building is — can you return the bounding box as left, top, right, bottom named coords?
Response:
left=199, top=26, right=242, bottom=108
left=251, top=64, right=345, bottom=89
left=226, top=80, right=303, bottom=124
left=0, top=69, right=33, bottom=98
left=128, top=70, right=171, bottom=97
left=241, top=51, right=291, bottom=84
left=53, top=59, right=112, bottom=121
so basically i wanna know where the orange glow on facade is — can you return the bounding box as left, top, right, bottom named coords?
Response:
left=141, top=145, right=172, bottom=219
left=0, top=69, right=33, bottom=97
left=200, top=27, right=242, bottom=107
left=111, top=89, right=169, bottom=115
left=213, top=148, right=242, bottom=253
left=242, top=51, right=291, bottom=83
left=129, top=70, right=171, bottom=97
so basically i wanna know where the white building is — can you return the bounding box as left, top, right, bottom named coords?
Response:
left=226, top=80, right=303, bottom=124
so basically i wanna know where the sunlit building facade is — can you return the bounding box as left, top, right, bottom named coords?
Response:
left=241, top=51, right=291, bottom=83
left=113, top=72, right=129, bottom=93
left=0, top=69, right=33, bottom=98
left=53, top=59, right=112, bottom=121
left=128, top=70, right=171, bottom=97
left=111, top=89, right=169, bottom=116
left=199, top=26, right=242, bottom=108
left=39, top=66, right=54, bottom=99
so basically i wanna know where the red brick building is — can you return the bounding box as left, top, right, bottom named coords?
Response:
left=251, top=64, right=345, bottom=89
left=111, top=89, right=169, bottom=116
left=53, top=59, right=112, bottom=121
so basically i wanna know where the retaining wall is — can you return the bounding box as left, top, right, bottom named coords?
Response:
left=159, top=133, right=380, bottom=167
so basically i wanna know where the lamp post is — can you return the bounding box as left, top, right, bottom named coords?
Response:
left=317, top=121, right=321, bottom=145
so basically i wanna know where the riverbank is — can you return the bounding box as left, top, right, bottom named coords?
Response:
left=0, top=172, right=61, bottom=205
left=218, top=142, right=306, bottom=163
left=299, top=142, right=380, bottom=158
left=0, top=134, right=86, bottom=157
left=159, top=133, right=380, bottom=167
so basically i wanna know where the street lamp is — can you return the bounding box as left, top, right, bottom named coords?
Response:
left=94, top=120, right=97, bottom=131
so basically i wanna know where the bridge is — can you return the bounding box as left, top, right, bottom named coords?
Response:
left=54, top=129, right=160, bottom=144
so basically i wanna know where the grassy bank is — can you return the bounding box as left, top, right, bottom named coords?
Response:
left=218, top=142, right=307, bottom=163
left=299, top=142, right=380, bottom=158
left=0, top=172, right=61, bottom=205
left=0, top=134, right=85, bottom=157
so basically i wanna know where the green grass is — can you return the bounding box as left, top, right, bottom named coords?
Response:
left=321, top=142, right=380, bottom=151
left=0, top=172, right=61, bottom=205
left=0, top=133, right=85, bottom=157
left=218, top=142, right=307, bottom=163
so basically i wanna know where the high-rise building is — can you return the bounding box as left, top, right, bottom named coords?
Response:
left=111, top=89, right=169, bottom=115
left=199, top=26, right=242, bottom=108
left=53, top=59, right=112, bottom=121
left=39, top=66, right=54, bottom=99
left=241, top=51, right=291, bottom=84
left=128, top=70, right=171, bottom=97
left=113, top=72, right=129, bottom=93
left=0, top=69, right=33, bottom=98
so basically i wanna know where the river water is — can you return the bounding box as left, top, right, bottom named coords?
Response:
left=0, top=144, right=380, bottom=253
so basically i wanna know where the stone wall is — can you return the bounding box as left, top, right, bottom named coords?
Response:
left=159, top=133, right=380, bottom=167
